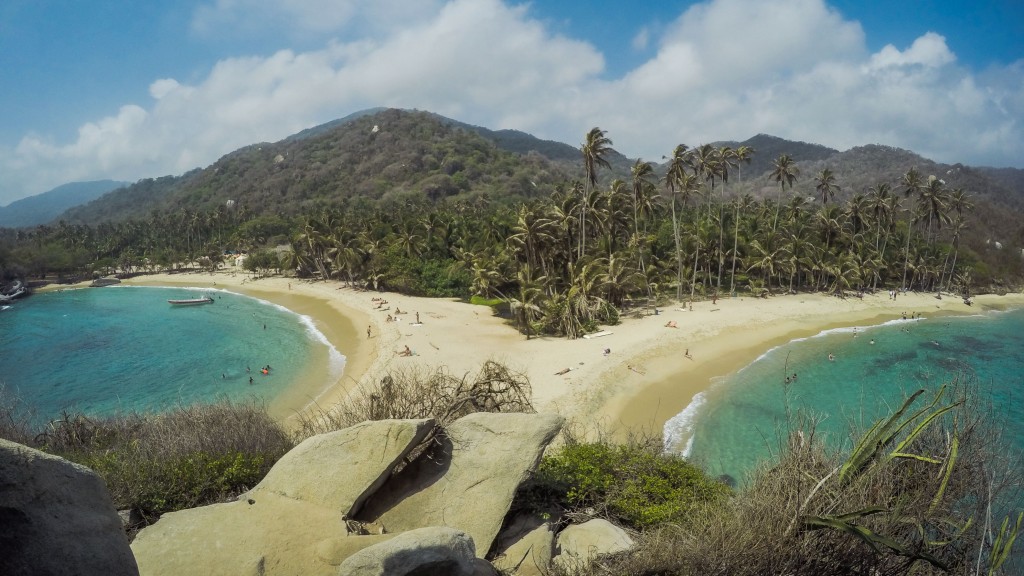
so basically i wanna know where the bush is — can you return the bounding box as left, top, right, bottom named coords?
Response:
left=6, top=401, right=294, bottom=525
left=525, top=438, right=730, bottom=530
left=295, top=360, right=534, bottom=438
left=574, top=378, right=1024, bottom=575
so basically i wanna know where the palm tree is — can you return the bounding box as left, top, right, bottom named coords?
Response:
left=769, top=154, right=799, bottom=231
left=918, top=175, right=950, bottom=245
left=630, top=159, right=656, bottom=304
left=508, top=264, right=546, bottom=340
left=814, top=168, right=840, bottom=205
left=664, top=144, right=691, bottom=300
left=580, top=128, right=613, bottom=260
left=899, top=168, right=923, bottom=290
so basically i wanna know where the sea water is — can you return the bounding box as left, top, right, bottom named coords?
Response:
left=666, top=307, right=1024, bottom=484
left=0, top=286, right=345, bottom=423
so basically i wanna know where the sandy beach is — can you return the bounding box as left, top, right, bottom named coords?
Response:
left=114, top=268, right=1024, bottom=437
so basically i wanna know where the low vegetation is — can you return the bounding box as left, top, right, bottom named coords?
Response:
left=3, top=367, right=1021, bottom=573
left=521, top=432, right=730, bottom=530
left=543, top=379, right=1023, bottom=575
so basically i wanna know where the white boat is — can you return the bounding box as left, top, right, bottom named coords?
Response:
left=168, top=296, right=214, bottom=306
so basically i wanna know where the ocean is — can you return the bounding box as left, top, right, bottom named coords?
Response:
left=0, top=286, right=345, bottom=423
left=665, top=306, right=1024, bottom=484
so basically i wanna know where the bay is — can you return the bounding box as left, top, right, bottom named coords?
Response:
left=0, top=286, right=344, bottom=423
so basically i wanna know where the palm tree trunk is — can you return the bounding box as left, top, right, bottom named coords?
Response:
left=670, top=198, right=683, bottom=301
left=729, top=202, right=740, bottom=295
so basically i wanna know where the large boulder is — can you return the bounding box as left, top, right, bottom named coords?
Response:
left=0, top=439, right=139, bottom=576
left=337, top=526, right=478, bottom=576
left=357, top=412, right=564, bottom=558
left=131, top=419, right=434, bottom=576
left=491, top=513, right=555, bottom=576
left=552, top=519, right=634, bottom=572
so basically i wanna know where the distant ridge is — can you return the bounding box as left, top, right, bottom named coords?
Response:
left=711, top=134, right=839, bottom=178
left=46, top=108, right=1023, bottom=229
left=0, top=180, right=127, bottom=228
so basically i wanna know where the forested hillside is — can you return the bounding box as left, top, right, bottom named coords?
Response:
left=3, top=108, right=1024, bottom=325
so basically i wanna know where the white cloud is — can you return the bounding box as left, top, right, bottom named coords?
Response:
left=1, top=0, right=1022, bottom=205
left=867, top=32, right=956, bottom=70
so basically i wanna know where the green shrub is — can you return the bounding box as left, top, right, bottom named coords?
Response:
left=528, top=441, right=730, bottom=529
left=8, top=401, right=294, bottom=524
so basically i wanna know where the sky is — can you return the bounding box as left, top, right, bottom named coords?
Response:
left=1, top=0, right=1022, bottom=206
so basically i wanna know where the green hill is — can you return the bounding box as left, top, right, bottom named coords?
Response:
left=0, top=180, right=127, bottom=227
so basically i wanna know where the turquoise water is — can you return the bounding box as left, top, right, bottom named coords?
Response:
left=666, top=307, right=1024, bottom=483
left=0, top=286, right=345, bottom=422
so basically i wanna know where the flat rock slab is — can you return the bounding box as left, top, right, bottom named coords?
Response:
left=0, top=439, right=138, bottom=576
left=359, top=412, right=564, bottom=557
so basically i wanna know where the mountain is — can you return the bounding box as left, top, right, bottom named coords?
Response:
left=56, top=108, right=1024, bottom=235
left=62, top=109, right=583, bottom=224
left=0, top=180, right=128, bottom=228
left=712, top=134, right=840, bottom=178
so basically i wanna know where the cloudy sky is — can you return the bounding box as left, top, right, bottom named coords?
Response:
left=1, top=0, right=1021, bottom=206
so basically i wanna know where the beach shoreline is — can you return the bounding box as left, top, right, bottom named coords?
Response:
left=65, top=269, right=1023, bottom=438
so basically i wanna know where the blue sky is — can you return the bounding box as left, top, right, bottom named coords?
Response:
left=1, top=0, right=1022, bottom=205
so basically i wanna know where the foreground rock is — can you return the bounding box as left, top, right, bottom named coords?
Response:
left=552, top=519, right=635, bottom=572
left=131, top=412, right=564, bottom=574
left=357, top=412, right=564, bottom=557
left=338, top=526, right=481, bottom=576
left=0, top=439, right=139, bottom=576
left=131, top=419, right=435, bottom=575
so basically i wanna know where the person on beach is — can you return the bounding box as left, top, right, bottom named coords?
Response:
left=367, top=325, right=372, bottom=338
left=665, top=320, right=678, bottom=328
left=603, top=348, right=611, bottom=356
left=684, top=348, right=692, bottom=359
left=828, top=353, right=835, bottom=361
left=398, top=345, right=412, bottom=357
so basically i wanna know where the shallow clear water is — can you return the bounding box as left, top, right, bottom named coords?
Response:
left=666, top=307, right=1024, bottom=484
left=0, top=286, right=344, bottom=422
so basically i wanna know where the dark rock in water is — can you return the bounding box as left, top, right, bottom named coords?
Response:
left=718, top=474, right=737, bottom=489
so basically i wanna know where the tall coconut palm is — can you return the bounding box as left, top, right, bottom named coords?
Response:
left=939, top=189, right=972, bottom=292
left=664, top=144, right=691, bottom=300
left=630, top=159, right=656, bottom=304
left=814, top=168, right=841, bottom=205
left=715, top=146, right=737, bottom=292
left=580, top=128, right=613, bottom=260
left=770, top=154, right=799, bottom=231
left=899, top=168, right=924, bottom=290
left=918, top=175, right=951, bottom=245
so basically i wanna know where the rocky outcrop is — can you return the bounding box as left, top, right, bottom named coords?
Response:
left=131, top=412, right=565, bottom=575
left=337, top=526, right=480, bottom=576
left=552, top=518, right=635, bottom=572
left=0, top=439, right=139, bottom=576
left=131, top=418, right=435, bottom=576
left=492, top=513, right=555, bottom=576
left=357, top=412, right=564, bottom=557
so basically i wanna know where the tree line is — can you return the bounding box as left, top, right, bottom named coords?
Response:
left=0, top=127, right=989, bottom=338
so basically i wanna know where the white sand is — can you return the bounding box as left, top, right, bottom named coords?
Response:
left=118, top=268, right=1024, bottom=435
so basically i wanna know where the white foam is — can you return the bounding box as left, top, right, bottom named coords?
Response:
left=663, top=389, right=709, bottom=458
